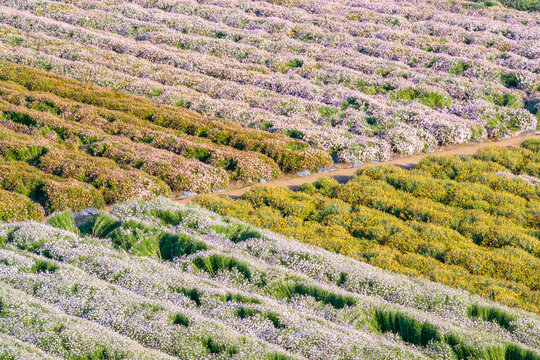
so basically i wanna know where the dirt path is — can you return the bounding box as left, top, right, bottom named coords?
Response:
left=176, top=131, right=540, bottom=204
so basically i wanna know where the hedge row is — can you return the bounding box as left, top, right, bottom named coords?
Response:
left=194, top=140, right=540, bottom=313
left=0, top=62, right=332, bottom=173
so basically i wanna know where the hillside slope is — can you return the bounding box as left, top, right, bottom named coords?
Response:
left=196, top=139, right=540, bottom=314
left=0, top=198, right=539, bottom=359
left=0, top=0, right=537, bottom=162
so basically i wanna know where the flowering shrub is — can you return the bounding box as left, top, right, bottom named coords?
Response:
left=1, top=197, right=539, bottom=358
left=0, top=0, right=537, bottom=162
left=89, top=136, right=229, bottom=193
left=0, top=160, right=104, bottom=214
left=0, top=62, right=331, bottom=173
left=0, top=189, right=44, bottom=222
left=39, top=149, right=170, bottom=203
left=196, top=139, right=540, bottom=314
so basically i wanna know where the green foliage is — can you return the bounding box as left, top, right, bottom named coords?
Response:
left=192, top=254, right=252, bottom=279
left=170, top=313, right=190, bottom=327
left=212, top=223, right=261, bottom=243
left=264, top=353, right=295, bottom=360
left=222, top=292, right=261, bottom=304
left=180, top=288, right=203, bottom=306
left=505, top=344, right=540, bottom=360
left=284, top=59, right=304, bottom=70
left=521, top=139, right=540, bottom=153
left=285, top=129, right=304, bottom=140
left=70, top=347, right=126, bottom=360
left=273, top=281, right=356, bottom=309
left=159, top=233, right=207, bottom=261
left=468, top=304, right=516, bottom=330
left=500, top=72, right=521, bottom=89
left=31, top=259, right=59, bottom=273
left=375, top=310, right=442, bottom=346
left=150, top=209, right=187, bottom=226
left=235, top=307, right=285, bottom=328
left=392, top=87, right=452, bottom=109
left=46, top=211, right=79, bottom=235
left=91, top=213, right=121, bottom=239
left=203, top=338, right=237, bottom=355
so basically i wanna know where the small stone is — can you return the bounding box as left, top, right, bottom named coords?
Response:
left=73, top=208, right=99, bottom=226
left=258, top=178, right=268, bottom=183
left=317, top=167, right=335, bottom=173
left=296, top=170, right=311, bottom=176
left=428, top=147, right=435, bottom=152
left=347, top=162, right=363, bottom=168
left=177, top=191, right=197, bottom=199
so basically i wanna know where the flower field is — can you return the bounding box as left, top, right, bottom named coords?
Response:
left=0, top=0, right=537, bottom=162
left=0, top=0, right=539, bottom=357
left=0, top=62, right=331, bottom=215
left=196, top=139, right=540, bottom=315
left=0, top=197, right=539, bottom=359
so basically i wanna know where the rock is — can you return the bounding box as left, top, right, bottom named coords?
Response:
left=296, top=170, right=311, bottom=177
left=347, top=162, right=363, bottom=168
left=177, top=191, right=197, bottom=199
left=258, top=178, right=268, bottom=183
left=73, top=208, right=99, bottom=226
left=317, top=167, right=335, bottom=173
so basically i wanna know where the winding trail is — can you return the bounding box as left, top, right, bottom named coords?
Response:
left=176, top=131, right=540, bottom=204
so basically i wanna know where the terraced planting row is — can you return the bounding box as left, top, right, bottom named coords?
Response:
left=0, top=0, right=537, bottom=162
left=0, top=197, right=539, bottom=359
left=196, top=139, right=540, bottom=314
left=0, top=62, right=331, bottom=218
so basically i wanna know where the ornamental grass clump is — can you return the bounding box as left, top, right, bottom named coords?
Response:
left=192, top=254, right=252, bottom=279
left=468, top=304, right=516, bottom=331
left=212, top=223, right=262, bottom=243
left=46, top=211, right=79, bottom=235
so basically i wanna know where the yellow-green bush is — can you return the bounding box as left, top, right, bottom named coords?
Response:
left=195, top=140, right=540, bottom=314
left=0, top=189, right=44, bottom=222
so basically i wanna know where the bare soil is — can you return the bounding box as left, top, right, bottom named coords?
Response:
left=175, top=131, right=540, bottom=204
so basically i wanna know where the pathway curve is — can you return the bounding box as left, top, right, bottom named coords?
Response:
left=176, top=132, right=540, bottom=204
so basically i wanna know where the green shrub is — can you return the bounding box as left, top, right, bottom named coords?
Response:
left=212, top=223, right=262, bottom=243
left=468, top=304, right=516, bottom=330
left=46, top=211, right=79, bottom=235
left=170, top=313, right=189, bottom=327
left=273, top=281, right=356, bottom=309
left=36, top=180, right=104, bottom=214
left=192, top=254, right=251, bottom=279
left=31, top=259, right=59, bottom=273
left=159, top=233, right=207, bottom=260
left=375, top=310, right=442, bottom=346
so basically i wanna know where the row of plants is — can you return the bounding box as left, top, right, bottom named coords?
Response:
left=0, top=1, right=537, bottom=162
left=195, top=140, right=540, bottom=314
left=0, top=79, right=283, bottom=181
left=0, top=197, right=539, bottom=358
left=0, top=62, right=332, bottom=172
